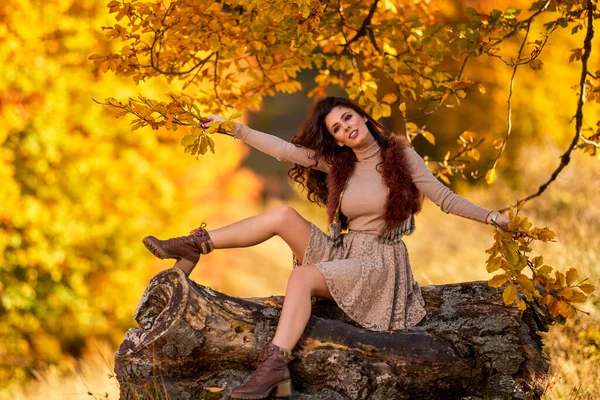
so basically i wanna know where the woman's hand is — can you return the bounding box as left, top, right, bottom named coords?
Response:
left=488, top=212, right=527, bottom=239
left=200, top=114, right=236, bottom=136
left=492, top=213, right=510, bottom=231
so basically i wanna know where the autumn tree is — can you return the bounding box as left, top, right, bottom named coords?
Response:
left=92, top=0, right=598, bottom=319
left=94, top=0, right=599, bottom=188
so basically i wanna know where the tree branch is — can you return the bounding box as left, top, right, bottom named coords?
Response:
left=343, top=0, right=379, bottom=51
left=500, top=0, right=595, bottom=213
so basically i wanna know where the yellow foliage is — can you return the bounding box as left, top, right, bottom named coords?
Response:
left=502, top=284, right=517, bottom=305
left=488, top=272, right=509, bottom=288
left=485, top=210, right=594, bottom=321
left=0, top=0, right=264, bottom=388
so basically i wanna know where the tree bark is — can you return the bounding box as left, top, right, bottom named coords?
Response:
left=115, top=267, right=554, bottom=400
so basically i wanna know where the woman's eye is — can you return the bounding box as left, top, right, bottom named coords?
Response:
left=346, top=114, right=352, bottom=120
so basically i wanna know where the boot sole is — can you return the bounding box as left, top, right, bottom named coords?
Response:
left=142, top=236, right=178, bottom=260
left=229, top=379, right=292, bottom=399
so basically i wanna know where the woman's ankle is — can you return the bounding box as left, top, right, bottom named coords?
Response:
left=173, top=258, right=198, bottom=276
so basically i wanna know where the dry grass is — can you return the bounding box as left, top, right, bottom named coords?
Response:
left=2, top=342, right=118, bottom=400
left=5, top=141, right=599, bottom=399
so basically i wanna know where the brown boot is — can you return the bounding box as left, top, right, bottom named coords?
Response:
left=142, top=222, right=214, bottom=274
left=230, top=342, right=293, bottom=399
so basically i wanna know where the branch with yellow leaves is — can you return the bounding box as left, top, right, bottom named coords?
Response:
left=92, top=94, right=240, bottom=158
left=486, top=206, right=595, bottom=322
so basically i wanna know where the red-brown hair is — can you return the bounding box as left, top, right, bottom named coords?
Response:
left=288, top=97, right=392, bottom=205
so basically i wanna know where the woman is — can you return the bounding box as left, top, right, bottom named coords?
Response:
left=142, top=96, right=510, bottom=399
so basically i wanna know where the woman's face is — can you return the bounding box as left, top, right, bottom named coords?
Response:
left=324, top=106, right=373, bottom=149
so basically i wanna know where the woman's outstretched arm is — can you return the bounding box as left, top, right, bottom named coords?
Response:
left=402, top=147, right=509, bottom=230
left=232, top=122, right=331, bottom=173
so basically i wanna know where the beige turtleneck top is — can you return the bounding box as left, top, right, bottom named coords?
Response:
left=234, top=125, right=493, bottom=232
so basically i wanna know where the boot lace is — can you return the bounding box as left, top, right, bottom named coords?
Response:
left=169, top=222, right=208, bottom=244
left=190, top=222, right=208, bottom=236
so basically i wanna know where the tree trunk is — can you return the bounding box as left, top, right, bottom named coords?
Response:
left=115, top=267, right=554, bottom=400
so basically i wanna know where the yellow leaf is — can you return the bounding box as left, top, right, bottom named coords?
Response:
left=556, top=300, right=573, bottom=318
left=520, top=219, right=532, bottom=232
left=478, top=83, right=487, bottom=94
left=555, top=271, right=567, bottom=288
left=485, top=169, right=497, bottom=184
left=301, top=3, right=310, bottom=18
left=579, top=283, right=595, bottom=293
left=516, top=274, right=535, bottom=300
left=537, top=228, right=556, bottom=241
left=382, top=93, right=398, bottom=104
left=399, top=102, right=407, bottom=116
left=405, top=122, right=418, bottom=132
left=493, top=138, right=504, bottom=149
left=517, top=299, right=527, bottom=311
left=460, top=130, right=477, bottom=142
left=381, top=103, right=392, bottom=118
left=263, top=299, right=282, bottom=308
left=538, top=265, right=553, bottom=276
left=565, top=268, right=578, bottom=286
left=557, top=287, right=573, bottom=298
left=205, top=387, right=224, bottom=393
left=421, top=130, right=435, bottom=145
left=540, top=294, right=555, bottom=307
left=529, top=59, right=543, bottom=71
left=456, top=90, right=466, bottom=98
left=439, top=173, right=450, bottom=184
left=370, top=104, right=381, bottom=120
left=486, top=257, right=502, bottom=273
left=228, top=111, right=242, bottom=120
left=489, top=272, right=510, bottom=288
left=569, top=290, right=587, bottom=303
left=502, top=284, right=518, bottom=305
left=468, top=148, right=480, bottom=160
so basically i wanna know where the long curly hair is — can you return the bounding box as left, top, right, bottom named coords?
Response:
left=288, top=97, right=395, bottom=206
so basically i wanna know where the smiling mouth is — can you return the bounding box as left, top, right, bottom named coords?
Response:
left=349, top=129, right=358, bottom=139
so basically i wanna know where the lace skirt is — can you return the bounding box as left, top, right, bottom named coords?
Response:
left=298, top=222, right=427, bottom=332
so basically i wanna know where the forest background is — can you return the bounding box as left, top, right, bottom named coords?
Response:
left=0, top=0, right=599, bottom=399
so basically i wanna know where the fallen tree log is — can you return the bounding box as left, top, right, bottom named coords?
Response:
left=115, top=267, right=554, bottom=400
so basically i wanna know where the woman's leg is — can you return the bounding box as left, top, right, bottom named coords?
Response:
left=149, top=206, right=313, bottom=276
left=208, top=206, right=313, bottom=264
left=230, top=265, right=332, bottom=399
left=272, top=264, right=333, bottom=349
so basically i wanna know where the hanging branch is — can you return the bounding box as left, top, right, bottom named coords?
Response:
left=488, top=22, right=532, bottom=176
left=500, top=0, right=595, bottom=213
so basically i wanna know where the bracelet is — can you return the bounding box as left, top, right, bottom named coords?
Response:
left=490, top=212, right=499, bottom=225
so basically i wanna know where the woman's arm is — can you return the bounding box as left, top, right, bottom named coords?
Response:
left=402, top=147, right=497, bottom=225
left=233, top=123, right=331, bottom=173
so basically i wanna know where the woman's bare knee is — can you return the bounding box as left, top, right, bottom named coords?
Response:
left=288, top=266, right=333, bottom=300
left=267, top=206, right=312, bottom=264
left=268, top=206, right=299, bottom=229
